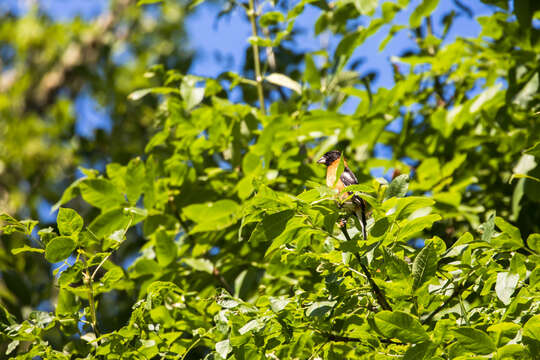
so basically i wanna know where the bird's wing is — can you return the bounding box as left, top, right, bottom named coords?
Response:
left=340, top=166, right=358, bottom=186
left=341, top=166, right=365, bottom=208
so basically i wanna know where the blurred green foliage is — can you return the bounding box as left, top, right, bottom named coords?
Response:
left=1, top=0, right=540, bottom=359
left=0, top=0, right=192, bottom=217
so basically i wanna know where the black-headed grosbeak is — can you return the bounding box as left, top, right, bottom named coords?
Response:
left=317, top=150, right=367, bottom=240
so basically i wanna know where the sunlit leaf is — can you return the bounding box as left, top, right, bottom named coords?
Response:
left=453, top=327, right=496, bottom=355
left=412, top=242, right=437, bottom=291
left=57, top=208, right=83, bottom=236
left=409, top=0, right=440, bottom=28
left=265, top=73, right=302, bottom=94
left=495, top=272, right=519, bottom=305
left=45, top=236, right=76, bottom=263
left=80, top=179, right=125, bottom=209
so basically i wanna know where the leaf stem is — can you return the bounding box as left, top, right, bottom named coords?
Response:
left=247, top=0, right=266, bottom=115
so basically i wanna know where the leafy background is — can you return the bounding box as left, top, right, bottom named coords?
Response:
left=1, top=0, right=539, bottom=359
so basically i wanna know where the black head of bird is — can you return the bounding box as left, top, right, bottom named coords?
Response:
left=317, top=150, right=341, bottom=166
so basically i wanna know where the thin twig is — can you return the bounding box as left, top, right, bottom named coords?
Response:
left=213, top=267, right=234, bottom=296
left=178, top=337, right=201, bottom=360
left=83, top=268, right=100, bottom=337
left=91, top=215, right=132, bottom=280
left=340, top=226, right=392, bottom=311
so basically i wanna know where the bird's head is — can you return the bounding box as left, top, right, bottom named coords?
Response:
left=316, top=150, right=341, bottom=166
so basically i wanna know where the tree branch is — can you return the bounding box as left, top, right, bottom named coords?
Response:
left=247, top=0, right=266, bottom=115
left=340, top=225, right=392, bottom=311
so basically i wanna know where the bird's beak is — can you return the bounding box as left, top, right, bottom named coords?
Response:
left=316, top=156, right=326, bottom=164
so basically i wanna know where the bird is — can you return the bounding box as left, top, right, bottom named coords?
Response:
left=317, top=150, right=368, bottom=240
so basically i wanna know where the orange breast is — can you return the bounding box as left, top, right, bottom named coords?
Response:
left=326, top=159, right=347, bottom=197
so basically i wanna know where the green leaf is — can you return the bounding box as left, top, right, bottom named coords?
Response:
left=137, top=0, right=163, bottom=5
left=269, top=297, right=290, bottom=312
left=495, top=217, right=521, bottom=241
left=379, top=24, right=406, bottom=51
left=487, top=322, right=520, bottom=346
left=453, top=327, right=496, bottom=355
left=127, top=86, right=179, bottom=100
left=381, top=2, right=401, bottom=22
left=306, top=301, right=336, bottom=317
left=80, top=179, right=125, bottom=209
left=52, top=178, right=84, bottom=211
left=335, top=31, right=363, bottom=59
left=249, top=209, right=295, bottom=244
left=527, top=233, right=540, bottom=253
left=248, top=36, right=273, bottom=47
left=384, top=174, right=409, bottom=200
left=184, top=200, right=241, bottom=233
left=351, top=0, right=378, bottom=15
left=409, top=0, right=440, bottom=28
left=441, top=153, right=467, bottom=178
left=496, top=344, right=530, bottom=359
left=239, top=318, right=267, bottom=335
left=154, top=229, right=176, bottom=267
left=383, top=247, right=411, bottom=281
left=393, top=197, right=435, bottom=220
left=259, top=11, right=284, bottom=27
left=6, top=341, right=19, bottom=356
left=512, top=72, right=539, bottom=108
left=11, top=245, right=45, bottom=255
left=495, top=272, right=519, bottom=305
left=493, top=217, right=524, bottom=249
left=37, top=227, right=57, bottom=245
left=510, top=173, right=540, bottom=183
left=180, top=76, right=205, bottom=111
left=265, top=73, right=302, bottom=94
left=334, top=155, right=345, bottom=188
left=403, top=341, right=436, bottom=360
left=58, top=262, right=83, bottom=287
left=242, top=152, right=260, bottom=175
left=480, top=212, right=496, bottom=243
left=470, top=84, right=501, bottom=113
left=45, top=236, right=76, bottom=263
left=130, top=259, right=160, bottom=278
left=125, top=157, right=145, bottom=204
left=101, top=266, right=125, bottom=290
left=304, top=54, right=320, bottom=89
left=56, top=288, right=78, bottom=315
left=371, top=217, right=390, bottom=237
left=373, top=311, right=429, bottom=343
left=399, top=214, right=441, bottom=241
left=89, top=207, right=144, bottom=240
left=412, top=242, right=437, bottom=291
left=523, top=315, right=540, bottom=355
left=183, top=258, right=213, bottom=274
left=57, top=208, right=83, bottom=236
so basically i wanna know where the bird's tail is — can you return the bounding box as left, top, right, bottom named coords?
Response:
left=355, top=199, right=368, bottom=241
